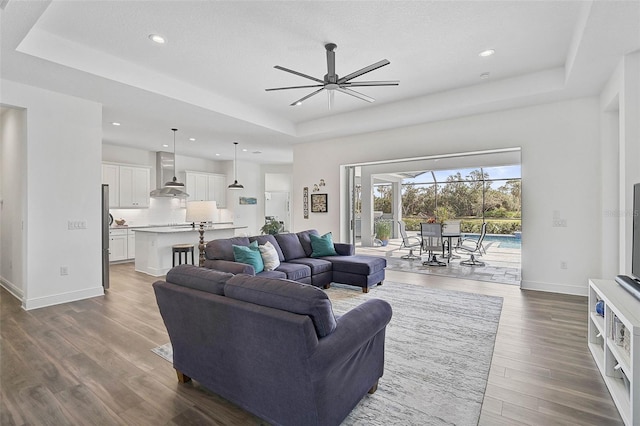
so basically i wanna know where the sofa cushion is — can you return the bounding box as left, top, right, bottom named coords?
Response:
left=165, top=264, right=233, bottom=295
left=296, top=229, right=320, bottom=257
left=256, top=270, right=287, bottom=279
left=224, top=274, right=337, bottom=337
left=233, top=241, right=264, bottom=274
left=275, top=233, right=307, bottom=261
left=258, top=241, right=281, bottom=271
left=249, top=234, right=285, bottom=261
left=288, top=257, right=333, bottom=276
left=327, top=255, right=387, bottom=275
left=310, top=232, right=338, bottom=257
left=206, top=236, right=251, bottom=261
left=275, top=262, right=311, bottom=281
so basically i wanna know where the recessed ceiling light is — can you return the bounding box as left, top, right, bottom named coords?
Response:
left=295, top=101, right=302, bottom=106
left=215, top=153, right=220, bottom=156
left=242, top=148, right=248, bottom=152
left=479, top=49, right=495, bottom=57
left=111, top=122, right=121, bottom=126
left=162, top=144, right=169, bottom=148
left=480, top=72, right=490, bottom=79
left=189, top=137, right=196, bottom=141
left=148, top=34, right=166, bottom=44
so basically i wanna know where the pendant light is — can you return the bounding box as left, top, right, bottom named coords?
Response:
left=165, top=128, right=184, bottom=187
left=228, top=141, right=244, bottom=190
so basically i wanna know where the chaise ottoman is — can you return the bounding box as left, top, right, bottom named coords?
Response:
left=325, top=255, right=386, bottom=293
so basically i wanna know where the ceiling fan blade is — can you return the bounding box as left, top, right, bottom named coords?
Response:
left=341, top=80, right=399, bottom=87
left=335, top=87, right=375, bottom=103
left=290, top=88, right=325, bottom=106
left=274, top=65, right=324, bottom=84
left=337, top=59, right=390, bottom=84
left=265, top=84, right=324, bottom=91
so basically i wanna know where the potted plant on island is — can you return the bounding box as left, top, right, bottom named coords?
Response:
left=374, top=220, right=392, bottom=246
left=260, top=219, right=282, bottom=235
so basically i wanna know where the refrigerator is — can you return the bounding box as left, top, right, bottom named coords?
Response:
left=102, top=184, right=110, bottom=289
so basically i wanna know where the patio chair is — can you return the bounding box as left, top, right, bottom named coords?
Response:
left=456, top=222, right=487, bottom=266
left=421, top=222, right=447, bottom=267
left=397, top=220, right=422, bottom=260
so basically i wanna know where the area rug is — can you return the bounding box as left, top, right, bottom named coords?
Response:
left=152, top=281, right=503, bottom=425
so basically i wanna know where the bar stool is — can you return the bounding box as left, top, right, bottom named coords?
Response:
left=172, top=244, right=195, bottom=267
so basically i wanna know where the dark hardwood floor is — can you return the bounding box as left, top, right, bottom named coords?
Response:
left=1, top=263, right=623, bottom=425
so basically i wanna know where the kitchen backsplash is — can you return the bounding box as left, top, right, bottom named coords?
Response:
left=110, top=197, right=232, bottom=226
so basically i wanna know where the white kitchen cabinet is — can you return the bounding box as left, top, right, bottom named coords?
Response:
left=119, top=166, right=150, bottom=207
left=109, top=229, right=128, bottom=262
left=102, top=163, right=150, bottom=208
left=185, top=171, right=226, bottom=208
left=110, top=228, right=136, bottom=262
left=102, top=164, right=120, bottom=208
left=127, top=231, right=135, bottom=259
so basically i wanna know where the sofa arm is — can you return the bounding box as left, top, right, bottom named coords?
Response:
left=309, top=299, right=392, bottom=373
left=334, top=242, right=355, bottom=256
left=202, top=259, right=255, bottom=275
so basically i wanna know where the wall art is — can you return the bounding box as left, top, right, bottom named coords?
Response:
left=303, top=187, right=309, bottom=219
left=239, top=196, right=257, bottom=205
left=311, top=193, right=328, bottom=213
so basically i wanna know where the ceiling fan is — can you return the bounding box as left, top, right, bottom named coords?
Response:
left=265, top=43, right=399, bottom=109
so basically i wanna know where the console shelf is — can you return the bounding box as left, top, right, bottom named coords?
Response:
left=588, top=279, right=640, bottom=426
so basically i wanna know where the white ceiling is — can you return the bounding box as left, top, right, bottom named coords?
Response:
left=2, top=1, right=639, bottom=164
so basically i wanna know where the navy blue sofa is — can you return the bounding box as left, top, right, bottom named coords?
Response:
left=203, top=229, right=386, bottom=293
left=153, top=265, right=393, bottom=426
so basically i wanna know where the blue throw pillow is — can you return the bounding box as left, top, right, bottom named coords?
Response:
left=233, top=241, right=264, bottom=274
left=310, top=232, right=338, bottom=257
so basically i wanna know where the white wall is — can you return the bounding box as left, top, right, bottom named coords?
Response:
left=1, top=80, right=104, bottom=309
left=0, top=107, right=27, bottom=299
left=264, top=169, right=293, bottom=231
left=600, top=52, right=640, bottom=276
left=294, top=97, right=601, bottom=295
left=230, top=159, right=262, bottom=236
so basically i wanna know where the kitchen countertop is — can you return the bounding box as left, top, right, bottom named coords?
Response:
left=132, top=223, right=246, bottom=233
left=110, top=222, right=234, bottom=230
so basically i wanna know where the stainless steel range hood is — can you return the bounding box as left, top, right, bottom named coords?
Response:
left=150, top=151, right=189, bottom=198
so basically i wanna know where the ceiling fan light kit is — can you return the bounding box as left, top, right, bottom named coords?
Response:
left=266, top=43, right=399, bottom=108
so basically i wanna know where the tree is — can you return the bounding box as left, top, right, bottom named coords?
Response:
left=373, top=184, right=392, bottom=213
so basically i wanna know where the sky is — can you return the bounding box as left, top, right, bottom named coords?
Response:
left=403, top=164, right=521, bottom=185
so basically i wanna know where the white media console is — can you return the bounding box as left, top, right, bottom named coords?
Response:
left=588, top=279, right=640, bottom=425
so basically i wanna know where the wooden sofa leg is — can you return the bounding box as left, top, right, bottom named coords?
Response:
left=368, top=380, right=379, bottom=394
left=323, top=283, right=331, bottom=289
left=176, top=369, right=191, bottom=383
left=377, top=280, right=384, bottom=286
left=362, top=287, right=369, bottom=293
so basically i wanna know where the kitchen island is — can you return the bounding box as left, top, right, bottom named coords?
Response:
left=133, top=223, right=247, bottom=276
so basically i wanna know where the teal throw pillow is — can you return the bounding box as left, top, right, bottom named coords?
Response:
left=310, top=232, right=338, bottom=257
left=233, top=241, right=264, bottom=274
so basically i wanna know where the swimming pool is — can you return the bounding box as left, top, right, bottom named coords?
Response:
left=461, top=233, right=522, bottom=249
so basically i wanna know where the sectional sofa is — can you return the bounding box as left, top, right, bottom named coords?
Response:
left=153, top=264, right=393, bottom=426
left=203, top=229, right=386, bottom=293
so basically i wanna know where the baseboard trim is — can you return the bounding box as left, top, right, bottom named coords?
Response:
left=0, top=276, right=24, bottom=300
left=24, top=286, right=104, bottom=311
left=521, top=279, right=588, bottom=296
